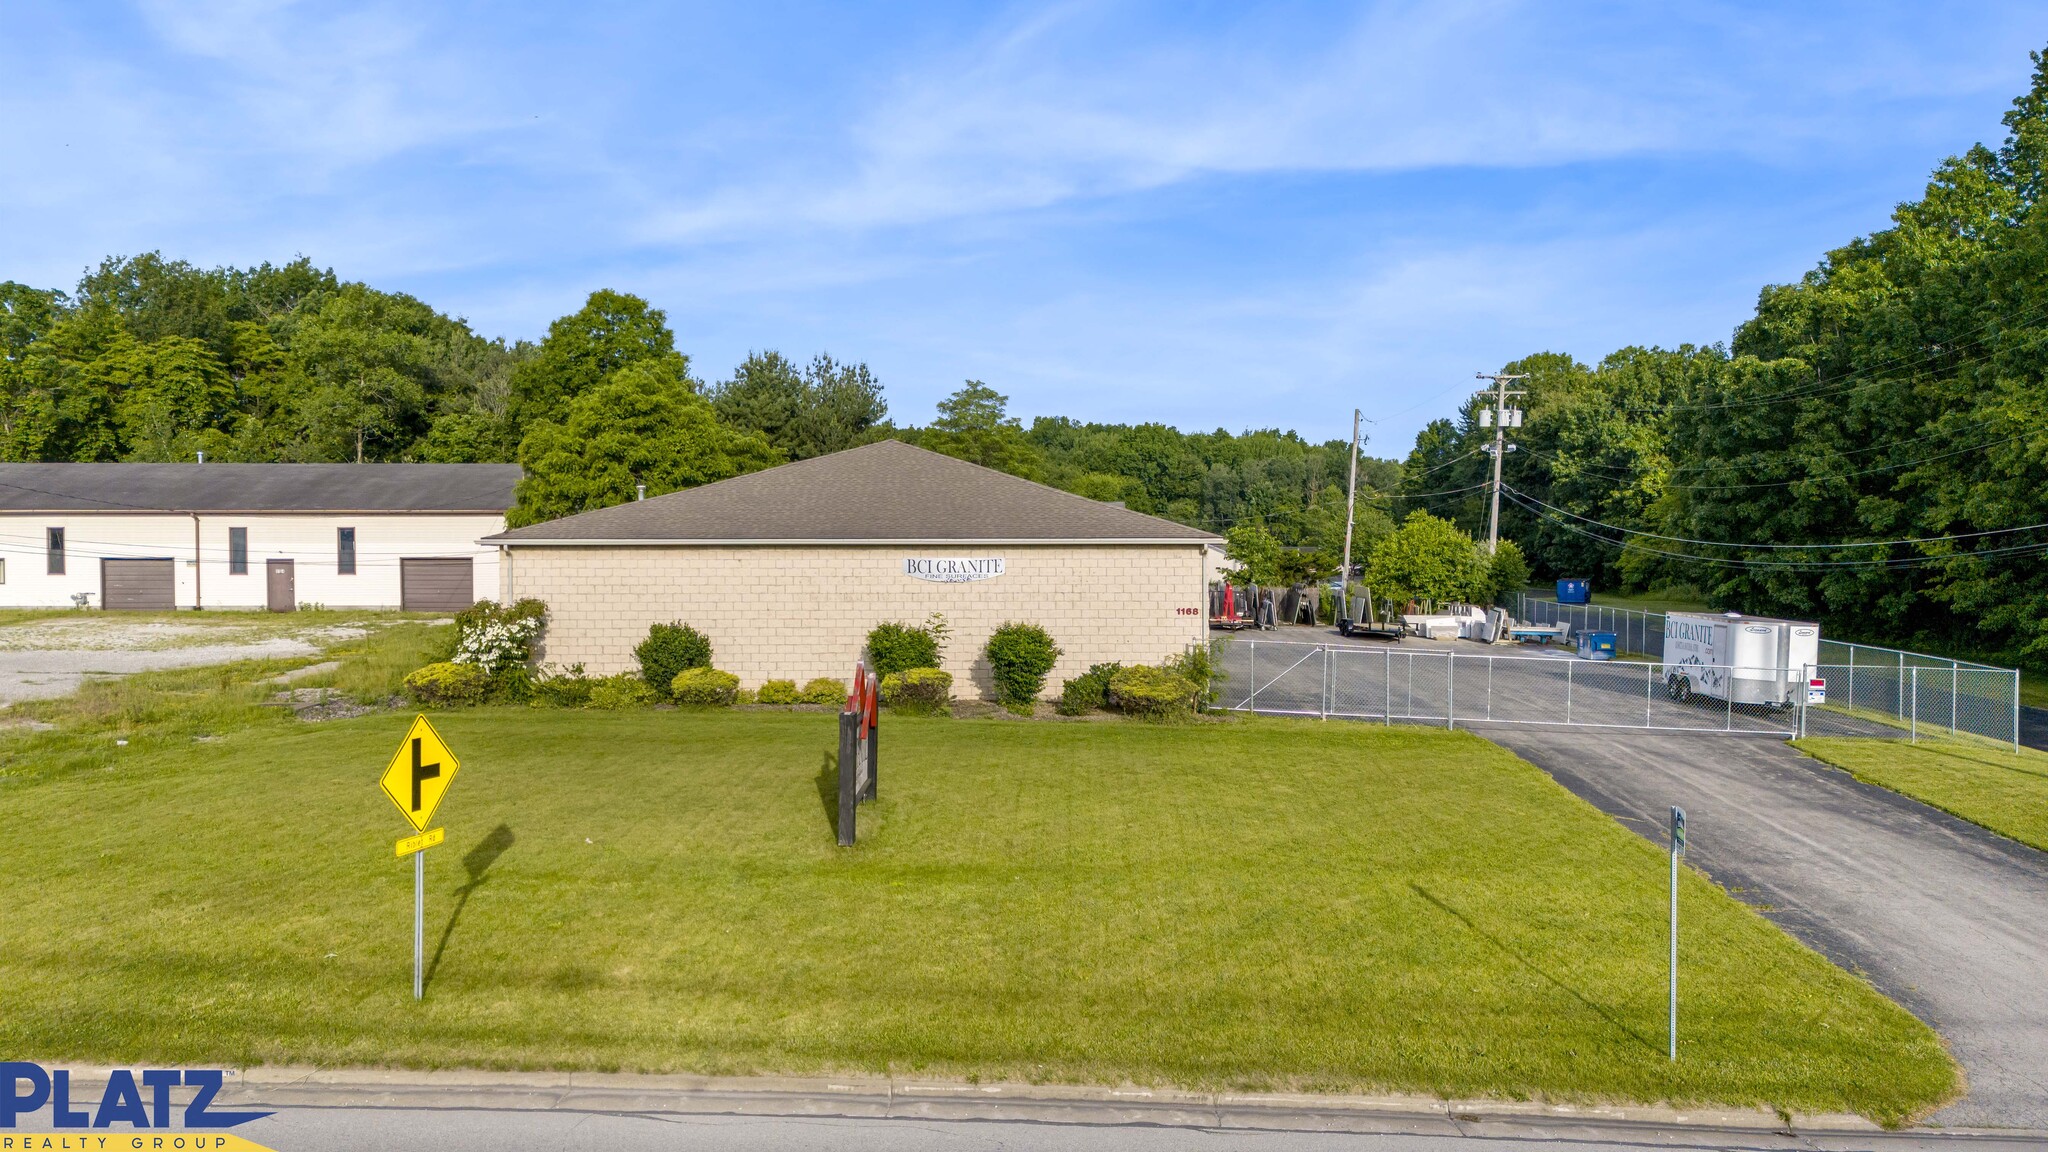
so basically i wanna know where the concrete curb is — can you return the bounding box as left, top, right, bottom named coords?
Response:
left=49, top=1064, right=2046, bottom=1142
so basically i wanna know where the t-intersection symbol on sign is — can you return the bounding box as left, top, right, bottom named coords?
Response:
left=412, top=737, right=441, bottom=813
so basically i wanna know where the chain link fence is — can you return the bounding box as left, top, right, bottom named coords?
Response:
left=1507, top=594, right=2021, bottom=748
left=1211, top=638, right=2021, bottom=749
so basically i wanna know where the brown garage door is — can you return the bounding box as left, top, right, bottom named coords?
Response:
left=400, top=558, right=475, bottom=612
left=101, top=558, right=176, bottom=610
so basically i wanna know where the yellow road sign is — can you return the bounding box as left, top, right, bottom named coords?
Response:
left=380, top=714, right=460, bottom=832
left=396, top=826, right=446, bottom=857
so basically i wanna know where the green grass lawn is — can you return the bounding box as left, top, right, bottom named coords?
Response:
left=1798, top=737, right=2048, bottom=852
left=0, top=696, right=1956, bottom=1123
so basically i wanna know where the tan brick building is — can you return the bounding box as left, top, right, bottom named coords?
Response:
left=485, top=441, right=1219, bottom=698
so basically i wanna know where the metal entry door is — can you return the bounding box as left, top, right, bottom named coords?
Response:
left=400, top=557, right=475, bottom=611
left=100, top=558, right=176, bottom=610
left=266, top=559, right=295, bottom=612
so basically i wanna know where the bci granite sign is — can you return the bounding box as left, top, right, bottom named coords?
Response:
left=903, top=557, right=1005, bottom=583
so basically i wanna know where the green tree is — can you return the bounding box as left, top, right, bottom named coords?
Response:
left=113, top=336, right=236, bottom=460
left=1222, top=523, right=1285, bottom=584
left=508, top=290, right=684, bottom=434
left=712, top=351, right=887, bottom=460
left=1484, top=539, right=1532, bottom=601
left=510, top=359, right=780, bottom=527
left=1365, top=511, right=1490, bottom=607
left=918, top=381, right=1043, bottom=477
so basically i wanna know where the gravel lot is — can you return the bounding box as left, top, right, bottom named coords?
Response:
left=0, top=615, right=371, bottom=705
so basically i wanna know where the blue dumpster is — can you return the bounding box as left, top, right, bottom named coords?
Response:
left=1556, top=578, right=1591, bottom=605
left=1576, top=630, right=1617, bottom=660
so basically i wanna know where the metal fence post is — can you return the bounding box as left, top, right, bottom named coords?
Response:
left=1847, top=646, right=1855, bottom=713
left=2016, top=670, right=2023, bottom=754
left=1897, top=652, right=1905, bottom=720
left=1321, top=646, right=1330, bottom=720
left=1725, top=676, right=1732, bottom=732
left=1384, top=646, right=1392, bottom=726
left=1447, top=653, right=1455, bottom=731
left=1798, top=663, right=1808, bottom=740
left=1646, top=661, right=1654, bottom=727
left=1248, top=642, right=1257, bottom=713
left=1566, top=659, right=1574, bottom=725
left=1951, top=666, right=1958, bottom=736
left=1910, top=666, right=1918, bottom=743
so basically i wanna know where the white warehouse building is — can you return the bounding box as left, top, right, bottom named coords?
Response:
left=0, top=463, right=522, bottom=611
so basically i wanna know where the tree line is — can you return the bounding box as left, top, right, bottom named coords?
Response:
left=1401, top=48, right=2048, bottom=669
left=0, top=257, right=1403, bottom=544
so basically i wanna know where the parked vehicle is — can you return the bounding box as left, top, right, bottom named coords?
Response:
left=1661, top=612, right=1820, bottom=708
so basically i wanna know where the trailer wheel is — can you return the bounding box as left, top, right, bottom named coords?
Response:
left=1665, top=674, right=1680, bottom=701
left=1674, top=676, right=1693, bottom=704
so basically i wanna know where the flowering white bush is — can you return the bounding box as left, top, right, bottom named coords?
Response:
left=451, top=600, right=547, bottom=673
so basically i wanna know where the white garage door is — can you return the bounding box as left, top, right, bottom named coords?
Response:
left=400, top=558, right=476, bottom=612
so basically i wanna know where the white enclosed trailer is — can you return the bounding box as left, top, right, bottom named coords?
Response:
left=1662, top=611, right=1821, bottom=708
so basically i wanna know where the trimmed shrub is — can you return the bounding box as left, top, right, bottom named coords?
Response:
left=635, top=622, right=713, bottom=695
left=404, top=661, right=490, bottom=706
left=800, top=677, right=847, bottom=706
left=756, top=679, right=801, bottom=705
left=1164, top=646, right=1218, bottom=708
left=880, top=667, right=953, bottom=715
left=985, top=623, right=1061, bottom=712
left=671, top=667, right=741, bottom=705
left=1056, top=662, right=1122, bottom=716
left=1107, top=664, right=1202, bottom=718
left=489, top=664, right=535, bottom=705
left=866, top=621, right=939, bottom=676
left=533, top=664, right=595, bottom=708
left=587, top=674, right=658, bottom=710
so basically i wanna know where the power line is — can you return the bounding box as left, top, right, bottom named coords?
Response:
left=1512, top=427, right=2033, bottom=492
left=1499, top=489, right=2048, bottom=571
left=1500, top=486, right=2048, bottom=551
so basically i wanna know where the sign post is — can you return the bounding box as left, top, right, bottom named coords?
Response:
left=379, top=714, right=461, bottom=1000
left=1668, top=805, right=1686, bottom=1062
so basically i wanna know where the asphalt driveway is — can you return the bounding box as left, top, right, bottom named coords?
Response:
left=2021, top=705, right=2048, bottom=752
left=1479, top=727, right=2048, bottom=1130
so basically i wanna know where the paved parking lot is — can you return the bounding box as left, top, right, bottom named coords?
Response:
left=1213, top=628, right=1895, bottom=738
left=1482, top=726, right=2048, bottom=1130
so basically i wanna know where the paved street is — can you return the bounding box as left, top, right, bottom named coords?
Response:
left=216, top=1107, right=2048, bottom=1151
left=16, top=1093, right=2048, bottom=1152
left=1479, top=727, right=2048, bottom=1130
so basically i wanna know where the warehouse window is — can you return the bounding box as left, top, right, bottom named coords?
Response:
left=338, top=527, right=356, bottom=575
left=228, top=527, right=248, bottom=575
left=46, top=528, right=64, bottom=575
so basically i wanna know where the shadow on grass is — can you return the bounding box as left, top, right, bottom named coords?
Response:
left=815, top=751, right=839, bottom=840
left=426, top=822, right=516, bottom=991
left=1409, top=882, right=1659, bottom=1055
left=1923, top=743, right=2048, bottom=781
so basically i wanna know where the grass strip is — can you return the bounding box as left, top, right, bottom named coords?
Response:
left=1797, top=736, right=2048, bottom=852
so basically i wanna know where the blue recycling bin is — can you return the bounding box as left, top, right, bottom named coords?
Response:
left=1556, top=578, right=1591, bottom=605
left=1576, top=630, right=1617, bottom=660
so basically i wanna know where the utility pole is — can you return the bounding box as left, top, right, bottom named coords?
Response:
left=1474, top=372, right=1527, bottom=554
left=1339, top=408, right=1361, bottom=620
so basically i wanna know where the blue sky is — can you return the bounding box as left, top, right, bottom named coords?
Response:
left=6, top=3, right=2047, bottom=458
